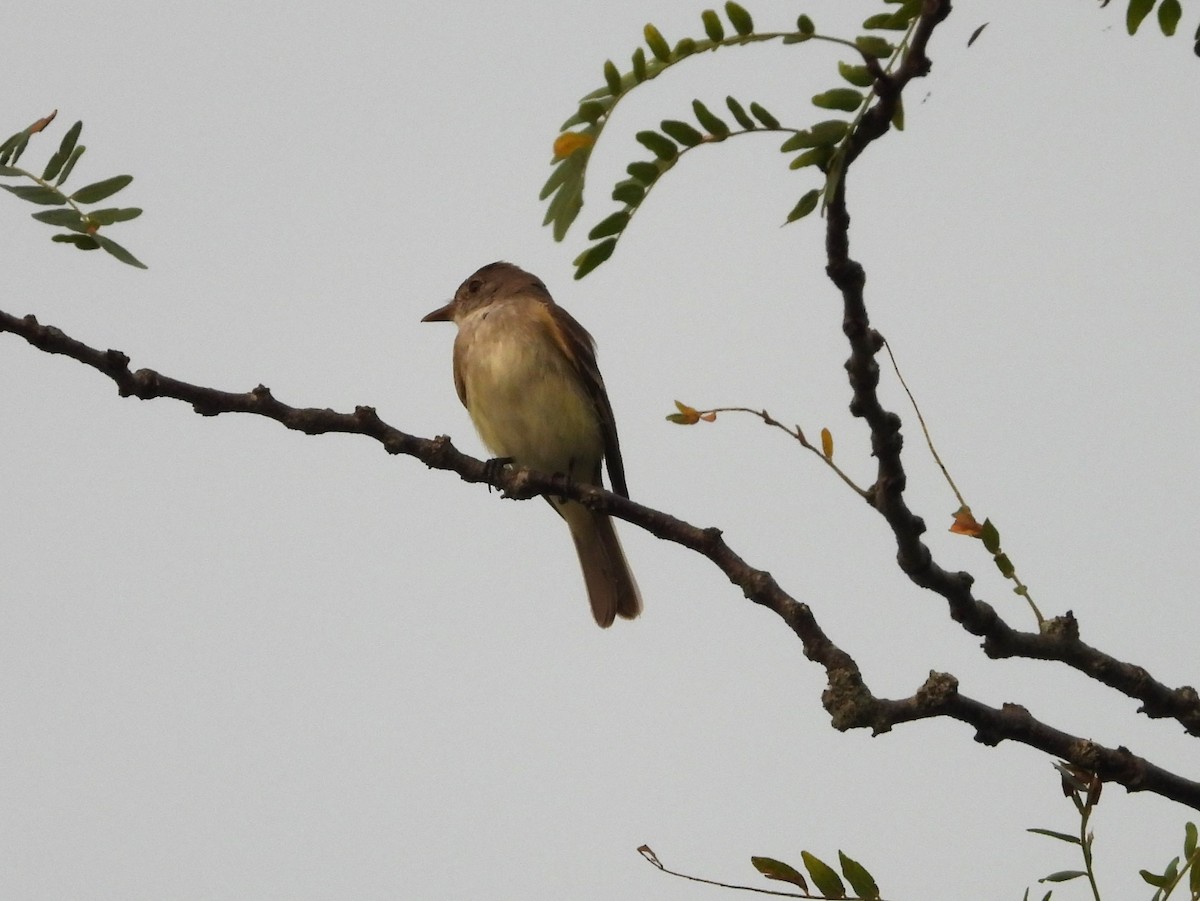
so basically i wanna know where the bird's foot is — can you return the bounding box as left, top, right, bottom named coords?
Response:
left=549, top=470, right=576, bottom=505
left=483, top=456, right=514, bottom=493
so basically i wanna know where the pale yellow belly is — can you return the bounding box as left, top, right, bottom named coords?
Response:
left=456, top=308, right=603, bottom=482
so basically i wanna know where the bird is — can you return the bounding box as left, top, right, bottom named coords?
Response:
left=422, top=261, right=641, bottom=627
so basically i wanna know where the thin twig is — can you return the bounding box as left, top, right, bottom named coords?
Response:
left=698, top=406, right=869, bottom=498
left=881, top=339, right=964, bottom=508
left=637, top=846, right=895, bottom=901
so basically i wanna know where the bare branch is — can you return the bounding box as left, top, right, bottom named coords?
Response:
left=820, top=0, right=1200, bottom=739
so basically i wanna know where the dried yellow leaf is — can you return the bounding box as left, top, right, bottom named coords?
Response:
left=552, top=131, right=595, bottom=160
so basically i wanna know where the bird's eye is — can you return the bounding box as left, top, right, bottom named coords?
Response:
left=468, top=279, right=482, bottom=294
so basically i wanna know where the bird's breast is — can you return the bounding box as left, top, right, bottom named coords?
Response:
left=454, top=305, right=603, bottom=480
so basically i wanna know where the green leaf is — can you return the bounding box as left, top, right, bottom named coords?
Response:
left=95, top=233, right=148, bottom=269
left=3, top=134, right=30, bottom=166
left=692, top=100, right=729, bottom=137
left=43, top=152, right=65, bottom=182
left=1126, top=0, right=1154, bottom=34
left=1027, top=828, right=1081, bottom=845
left=1041, top=870, right=1087, bottom=883
left=750, top=857, right=807, bottom=890
left=748, top=102, right=780, bottom=128
left=725, top=1, right=753, bottom=36
left=53, top=233, right=100, bottom=250
left=802, top=851, right=846, bottom=899
left=838, top=61, right=875, bottom=87
left=611, top=179, right=645, bottom=205
left=0, top=164, right=24, bottom=176
left=70, top=174, right=133, bottom=204
left=43, top=120, right=82, bottom=181
left=673, top=37, right=697, bottom=59
left=546, top=180, right=583, bottom=241
left=994, top=553, right=1015, bottom=579
left=789, top=146, right=833, bottom=170
left=644, top=23, right=672, bottom=61
left=780, top=133, right=810, bottom=152
left=967, top=22, right=989, bottom=47
left=635, top=130, right=677, bottom=160
left=2, top=184, right=66, bottom=205
left=539, top=158, right=575, bottom=200
left=626, top=161, right=660, bottom=184
left=1184, top=821, right=1197, bottom=858
left=863, top=12, right=909, bottom=30
left=0, top=132, right=21, bottom=158
left=838, top=852, right=880, bottom=900
left=1164, top=857, right=1180, bottom=883
left=1158, top=0, right=1181, bottom=35
left=780, top=120, right=849, bottom=150
left=813, top=89, right=865, bottom=112
left=856, top=35, right=894, bottom=58
left=725, top=96, right=756, bottom=129
left=558, top=108, right=588, bottom=130
left=660, top=119, right=704, bottom=146
left=702, top=9, right=725, bottom=41
left=542, top=167, right=577, bottom=217
left=603, top=60, right=622, bottom=95
left=980, top=518, right=1001, bottom=553
left=797, top=14, right=815, bottom=35
left=632, top=47, right=648, bottom=82
left=810, top=119, right=851, bottom=144
left=31, top=208, right=87, bottom=231
left=892, top=95, right=905, bottom=131
left=56, top=144, right=86, bottom=186
left=577, top=101, right=607, bottom=124
left=1140, top=869, right=1169, bottom=887
left=58, top=120, right=82, bottom=161
left=86, top=206, right=142, bottom=225
left=587, top=210, right=630, bottom=240
left=573, top=238, right=616, bottom=279
left=825, top=157, right=845, bottom=206
left=715, top=98, right=753, bottom=130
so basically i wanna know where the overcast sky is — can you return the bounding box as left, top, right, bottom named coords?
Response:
left=4, top=2, right=1199, bottom=899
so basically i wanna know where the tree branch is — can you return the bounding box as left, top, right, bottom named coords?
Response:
left=4, top=305, right=1200, bottom=809
left=820, top=0, right=1200, bottom=739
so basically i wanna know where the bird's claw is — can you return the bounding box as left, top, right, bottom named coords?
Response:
left=483, top=456, right=514, bottom=494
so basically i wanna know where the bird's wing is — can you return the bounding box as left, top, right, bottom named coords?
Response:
left=542, top=302, right=630, bottom=499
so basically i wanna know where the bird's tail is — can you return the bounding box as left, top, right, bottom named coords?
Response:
left=560, top=502, right=642, bottom=628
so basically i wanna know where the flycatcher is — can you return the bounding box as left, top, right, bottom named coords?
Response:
left=422, top=261, right=642, bottom=628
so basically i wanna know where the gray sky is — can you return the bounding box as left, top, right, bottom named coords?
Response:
left=4, top=2, right=1199, bottom=898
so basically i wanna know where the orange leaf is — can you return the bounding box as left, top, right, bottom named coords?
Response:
left=700, top=411, right=717, bottom=422
left=949, top=505, right=983, bottom=537
left=820, top=427, right=834, bottom=459
left=28, top=110, right=57, bottom=134
left=553, top=131, right=595, bottom=160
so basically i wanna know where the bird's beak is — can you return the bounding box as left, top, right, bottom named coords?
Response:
left=421, top=300, right=456, bottom=323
